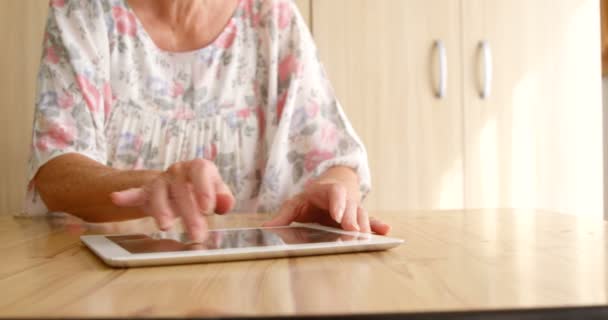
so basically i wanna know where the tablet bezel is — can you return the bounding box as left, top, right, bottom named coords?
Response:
left=81, top=223, right=404, bottom=267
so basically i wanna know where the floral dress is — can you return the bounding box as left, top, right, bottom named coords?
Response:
left=23, top=0, right=370, bottom=216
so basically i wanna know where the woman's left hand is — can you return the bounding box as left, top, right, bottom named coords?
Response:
left=263, top=179, right=391, bottom=235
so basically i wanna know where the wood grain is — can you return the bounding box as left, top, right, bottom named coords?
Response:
left=601, top=0, right=608, bottom=75
left=0, top=209, right=607, bottom=317
left=312, top=0, right=464, bottom=211
left=0, top=1, right=48, bottom=215
left=462, top=0, right=603, bottom=216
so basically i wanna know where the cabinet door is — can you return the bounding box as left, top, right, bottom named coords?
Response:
left=462, top=0, right=603, bottom=216
left=313, top=0, right=463, bottom=211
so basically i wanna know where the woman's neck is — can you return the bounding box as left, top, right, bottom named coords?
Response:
left=151, top=0, right=212, bottom=33
left=126, top=0, right=239, bottom=52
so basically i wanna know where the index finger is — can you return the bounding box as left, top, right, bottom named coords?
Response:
left=169, top=178, right=208, bottom=242
left=188, top=159, right=218, bottom=214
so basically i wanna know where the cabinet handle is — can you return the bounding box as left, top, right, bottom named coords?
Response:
left=434, top=40, right=447, bottom=99
left=479, top=40, right=493, bottom=99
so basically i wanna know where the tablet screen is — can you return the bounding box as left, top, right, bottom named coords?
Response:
left=107, top=227, right=368, bottom=254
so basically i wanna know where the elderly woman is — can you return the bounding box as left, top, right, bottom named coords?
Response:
left=26, top=0, right=390, bottom=242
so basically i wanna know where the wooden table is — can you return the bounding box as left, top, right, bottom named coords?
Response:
left=1, top=209, right=608, bottom=318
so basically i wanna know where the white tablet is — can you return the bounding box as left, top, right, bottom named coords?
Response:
left=80, top=222, right=404, bottom=267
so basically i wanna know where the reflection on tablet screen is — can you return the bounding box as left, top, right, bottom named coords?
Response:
left=108, top=227, right=368, bottom=254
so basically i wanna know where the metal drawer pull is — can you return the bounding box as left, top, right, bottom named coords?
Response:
left=434, top=40, right=447, bottom=99
left=479, top=40, right=493, bottom=99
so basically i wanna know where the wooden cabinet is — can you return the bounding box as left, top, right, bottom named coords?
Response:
left=294, top=0, right=311, bottom=27
left=313, top=0, right=464, bottom=211
left=0, top=1, right=48, bottom=215
left=313, top=0, right=604, bottom=216
left=295, top=0, right=310, bottom=27
left=462, top=0, right=603, bottom=216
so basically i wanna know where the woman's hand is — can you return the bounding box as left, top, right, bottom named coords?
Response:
left=110, top=159, right=235, bottom=242
left=263, top=178, right=390, bottom=235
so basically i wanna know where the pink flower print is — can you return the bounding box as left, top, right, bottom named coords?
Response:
left=276, top=91, right=288, bottom=121
left=173, top=107, right=195, bottom=120
left=58, top=90, right=74, bottom=109
left=204, top=144, right=218, bottom=161
left=304, top=149, right=334, bottom=172
left=251, top=14, right=261, bottom=27
left=320, top=124, right=339, bottom=150
left=171, top=82, right=184, bottom=98
left=279, top=54, right=299, bottom=83
left=45, top=46, right=60, bottom=64
left=215, top=20, right=237, bottom=49
left=49, top=0, right=65, bottom=8
left=276, top=1, right=293, bottom=29
left=36, top=136, right=50, bottom=152
left=103, top=82, right=112, bottom=119
left=243, top=0, right=260, bottom=27
left=112, top=6, right=137, bottom=37
left=305, top=101, right=319, bottom=118
left=237, top=108, right=251, bottom=119
left=47, top=122, right=76, bottom=148
left=76, top=75, right=100, bottom=113
left=243, top=0, right=253, bottom=17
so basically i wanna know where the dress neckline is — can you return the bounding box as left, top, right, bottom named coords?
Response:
left=120, top=0, right=242, bottom=58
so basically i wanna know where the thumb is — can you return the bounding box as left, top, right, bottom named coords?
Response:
left=111, top=188, right=146, bottom=208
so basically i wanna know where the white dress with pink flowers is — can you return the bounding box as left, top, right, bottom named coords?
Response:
left=23, top=0, right=370, bottom=215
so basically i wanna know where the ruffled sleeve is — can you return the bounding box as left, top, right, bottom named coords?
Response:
left=259, top=0, right=371, bottom=207
left=24, top=0, right=111, bottom=214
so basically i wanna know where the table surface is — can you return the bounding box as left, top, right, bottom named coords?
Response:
left=1, top=209, right=607, bottom=318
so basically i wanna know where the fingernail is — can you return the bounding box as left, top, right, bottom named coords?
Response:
left=336, top=204, right=345, bottom=223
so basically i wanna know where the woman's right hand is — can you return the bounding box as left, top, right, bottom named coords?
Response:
left=110, top=159, right=235, bottom=242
